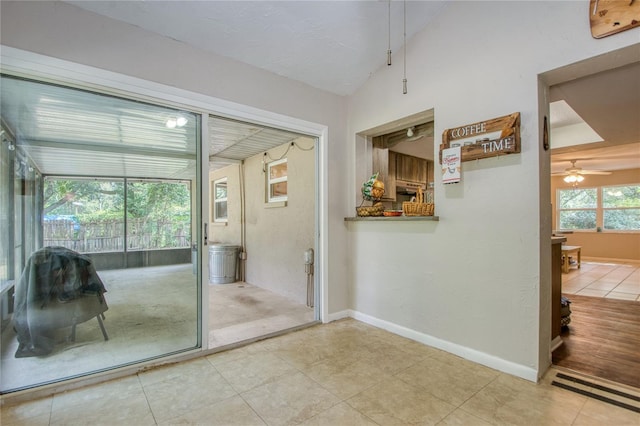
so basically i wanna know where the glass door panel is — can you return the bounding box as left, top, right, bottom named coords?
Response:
left=0, top=75, right=201, bottom=393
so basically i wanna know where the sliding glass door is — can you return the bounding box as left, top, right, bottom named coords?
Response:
left=0, top=75, right=201, bottom=393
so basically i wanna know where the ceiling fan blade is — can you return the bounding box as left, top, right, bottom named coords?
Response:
left=578, top=170, right=612, bottom=175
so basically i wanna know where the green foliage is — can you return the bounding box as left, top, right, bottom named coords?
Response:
left=558, top=185, right=640, bottom=230
left=44, top=178, right=192, bottom=250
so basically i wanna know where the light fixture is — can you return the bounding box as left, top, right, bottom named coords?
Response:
left=166, top=116, right=188, bottom=129
left=563, top=174, right=584, bottom=184
left=406, top=127, right=414, bottom=137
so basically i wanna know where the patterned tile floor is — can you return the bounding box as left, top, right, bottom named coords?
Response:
left=2, top=319, right=639, bottom=425
left=562, top=259, right=640, bottom=301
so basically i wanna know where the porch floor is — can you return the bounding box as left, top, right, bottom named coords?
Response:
left=1, top=264, right=314, bottom=393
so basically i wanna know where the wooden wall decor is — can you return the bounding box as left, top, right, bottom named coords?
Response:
left=440, top=112, right=520, bottom=163
left=590, top=0, right=640, bottom=39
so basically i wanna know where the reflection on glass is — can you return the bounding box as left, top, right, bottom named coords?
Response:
left=0, top=75, right=200, bottom=394
left=271, top=181, right=287, bottom=198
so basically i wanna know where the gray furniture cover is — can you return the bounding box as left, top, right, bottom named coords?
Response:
left=13, top=246, right=108, bottom=358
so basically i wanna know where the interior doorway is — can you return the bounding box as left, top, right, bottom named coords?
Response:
left=543, top=47, right=640, bottom=387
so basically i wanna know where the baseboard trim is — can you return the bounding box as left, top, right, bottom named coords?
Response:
left=551, top=336, right=564, bottom=352
left=582, top=256, right=640, bottom=265
left=325, top=309, right=352, bottom=323
left=345, top=310, right=539, bottom=383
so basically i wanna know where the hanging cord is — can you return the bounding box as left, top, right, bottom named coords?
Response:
left=402, top=0, right=407, bottom=94
left=263, top=140, right=315, bottom=164
left=387, top=0, right=392, bottom=66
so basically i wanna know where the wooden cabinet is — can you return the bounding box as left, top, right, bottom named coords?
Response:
left=395, top=153, right=427, bottom=183
left=371, top=145, right=432, bottom=202
left=372, top=143, right=396, bottom=201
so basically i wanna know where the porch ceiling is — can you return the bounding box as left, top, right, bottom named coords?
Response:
left=0, top=76, right=307, bottom=179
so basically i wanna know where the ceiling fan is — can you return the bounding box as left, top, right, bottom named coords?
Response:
left=552, top=159, right=611, bottom=184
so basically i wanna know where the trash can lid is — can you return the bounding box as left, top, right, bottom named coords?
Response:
left=209, top=244, right=240, bottom=250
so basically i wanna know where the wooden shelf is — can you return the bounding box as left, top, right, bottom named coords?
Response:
left=344, top=216, right=439, bottom=222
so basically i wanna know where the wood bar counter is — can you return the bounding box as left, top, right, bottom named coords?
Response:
left=551, top=236, right=567, bottom=346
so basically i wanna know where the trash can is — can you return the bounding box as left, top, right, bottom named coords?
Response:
left=191, top=243, right=198, bottom=275
left=208, top=244, right=240, bottom=284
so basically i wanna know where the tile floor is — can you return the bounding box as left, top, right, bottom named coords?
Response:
left=562, top=259, right=640, bottom=301
left=1, top=264, right=314, bottom=393
left=2, top=318, right=639, bottom=426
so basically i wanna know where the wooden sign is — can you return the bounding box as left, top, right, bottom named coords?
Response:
left=440, top=112, right=520, bottom=163
left=590, top=0, right=640, bottom=39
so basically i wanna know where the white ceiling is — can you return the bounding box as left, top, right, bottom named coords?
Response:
left=549, top=61, right=640, bottom=175
left=64, top=0, right=449, bottom=96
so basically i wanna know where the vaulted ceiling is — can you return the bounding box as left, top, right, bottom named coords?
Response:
left=5, top=2, right=639, bottom=176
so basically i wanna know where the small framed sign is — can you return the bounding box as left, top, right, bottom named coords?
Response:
left=440, top=112, right=520, bottom=163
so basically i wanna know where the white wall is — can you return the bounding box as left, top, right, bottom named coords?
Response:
left=0, top=1, right=350, bottom=317
left=209, top=165, right=242, bottom=246
left=208, top=139, right=316, bottom=304
left=346, top=1, right=639, bottom=381
left=244, top=139, right=316, bottom=304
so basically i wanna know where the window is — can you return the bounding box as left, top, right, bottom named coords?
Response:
left=213, top=178, right=228, bottom=222
left=602, top=185, right=640, bottom=230
left=557, top=184, right=640, bottom=231
left=557, top=188, right=597, bottom=230
left=267, top=159, right=288, bottom=202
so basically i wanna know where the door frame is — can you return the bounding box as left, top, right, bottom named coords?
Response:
left=0, top=45, right=328, bottom=389
left=537, top=44, right=639, bottom=377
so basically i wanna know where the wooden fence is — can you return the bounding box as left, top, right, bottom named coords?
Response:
left=43, top=218, right=190, bottom=253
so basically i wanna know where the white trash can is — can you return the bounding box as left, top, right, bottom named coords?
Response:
left=208, top=244, right=240, bottom=284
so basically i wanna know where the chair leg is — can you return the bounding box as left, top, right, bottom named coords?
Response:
left=97, top=315, right=109, bottom=341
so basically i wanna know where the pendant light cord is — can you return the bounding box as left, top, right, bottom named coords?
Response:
left=402, top=0, right=407, bottom=94
left=387, top=0, right=392, bottom=66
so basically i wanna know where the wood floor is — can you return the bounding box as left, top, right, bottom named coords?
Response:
left=553, top=293, right=640, bottom=389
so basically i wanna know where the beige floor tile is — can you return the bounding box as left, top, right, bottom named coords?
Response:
left=395, top=355, right=499, bottom=406
left=298, top=402, right=378, bottom=426
left=572, top=397, right=640, bottom=426
left=586, top=280, right=620, bottom=291
left=205, top=346, right=250, bottom=367
left=460, top=373, right=586, bottom=425
left=562, top=283, right=587, bottom=294
left=51, top=375, right=143, bottom=411
left=213, top=351, right=297, bottom=393
left=302, top=357, right=391, bottom=400
left=614, top=282, right=640, bottom=293
left=270, top=336, right=370, bottom=370
left=138, top=357, right=217, bottom=388
left=0, top=412, right=51, bottom=426
left=576, top=288, right=609, bottom=297
left=360, top=339, right=429, bottom=374
left=605, top=291, right=639, bottom=301
left=158, top=395, right=266, bottom=426
left=241, top=371, right=339, bottom=425
left=438, top=408, right=493, bottom=425
left=143, top=368, right=238, bottom=422
left=50, top=391, right=154, bottom=426
left=346, top=376, right=456, bottom=426
left=1, top=396, right=52, bottom=426
left=48, top=375, right=153, bottom=426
